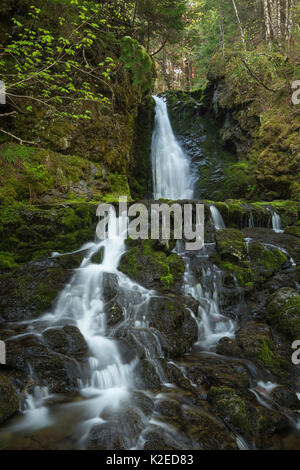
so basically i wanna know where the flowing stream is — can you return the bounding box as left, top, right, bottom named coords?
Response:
left=2, top=94, right=298, bottom=450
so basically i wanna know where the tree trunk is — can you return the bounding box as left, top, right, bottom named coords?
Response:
left=231, top=0, right=246, bottom=48
left=263, top=0, right=272, bottom=43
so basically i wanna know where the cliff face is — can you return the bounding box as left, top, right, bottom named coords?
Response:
left=205, top=54, right=300, bottom=202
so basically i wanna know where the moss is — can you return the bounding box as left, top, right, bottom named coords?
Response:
left=257, top=339, right=281, bottom=375
left=208, top=386, right=252, bottom=437
left=267, top=288, right=300, bottom=339
left=215, top=228, right=247, bottom=262
left=118, top=239, right=185, bottom=290
left=0, top=251, right=18, bottom=269
left=220, top=260, right=253, bottom=288
left=285, top=225, right=300, bottom=238
left=249, top=242, right=287, bottom=284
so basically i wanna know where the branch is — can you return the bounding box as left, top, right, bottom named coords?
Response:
left=0, top=128, right=36, bottom=145
left=240, top=58, right=285, bottom=93
left=150, top=37, right=169, bottom=57
left=0, top=111, right=17, bottom=118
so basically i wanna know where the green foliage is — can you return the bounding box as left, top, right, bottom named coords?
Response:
left=0, top=0, right=117, bottom=121
left=120, top=36, right=154, bottom=93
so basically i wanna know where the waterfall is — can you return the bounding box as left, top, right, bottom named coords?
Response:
left=272, top=211, right=283, bottom=233
left=210, top=205, right=226, bottom=230
left=151, top=96, right=195, bottom=200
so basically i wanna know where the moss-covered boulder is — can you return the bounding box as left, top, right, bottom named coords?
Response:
left=118, top=239, right=185, bottom=291
left=215, top=228, right=247, bottom=262
left=248, top=242, right=287, bottom=284
left=267, top=288, right=300, bottom=339
left=208, top=386, right=252, bottom=437
left=0, top=375, right=19, bottom=424
left=236, top=322, right=285, bottom=376
left=215, top=228, right=252, bottom=288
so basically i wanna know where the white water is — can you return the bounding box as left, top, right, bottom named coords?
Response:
left=210, top=205, right=226, bottom=230
left=272, top=211, right=284, bottom=233
left=151, top=96, right=195, bottom=200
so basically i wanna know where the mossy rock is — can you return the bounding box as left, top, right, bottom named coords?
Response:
left=285, top=225, right=300, bottom=238
left=215, top=228, right=247, bottom=262
left=208, top=386, right=252, bottom=437
left=236, top=322, right=285, bottom=376
left=118, top=239, right=185, bottom=291
left=248, top=242, right=287, bottom=284
left=267, top=288, right=300, bottom=340
left=0, top=374, right=19, bottom=424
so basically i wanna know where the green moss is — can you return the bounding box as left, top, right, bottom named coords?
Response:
left=267, top=288, right=300, bottom=339
left=257, top=339, right=280, bottom=375
left=209, top=386, right=252, bottom=436
left=0, top=251, right=18, bottom=269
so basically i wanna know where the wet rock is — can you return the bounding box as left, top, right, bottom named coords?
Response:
left=216, top=337, right=243, bottom=357
left=43, top=326, right=88, bottom=358
left=143, top=429, right=184, bottom=450
left=147, top=295, right=198, bottom=357
left=236, top=322, right=283, bottom=376
left=90, top=247, right=104, bottom=264
left=106, top=300, right=124, bottom=327
left=136, top=358, right=164, bottom=389
left=102, top=273, right=119, bottom=301
left=270, top=386, right=300, bottom=409
left=267, top=288, right=300, bottom=339
left=87, top=406, right=144, bottom=450
left=248, top=242, right=288, bottom=284
left=118, top=239, right=185, bottom=291
left=183, top=355, right=251, bottom=393
left=6, top=335, right=82, bottom=393
left=208, top=386, right=252, bottom=437
left=0, top=374, right=19, bottom=424
left=182, top=406, right=238, bottom=450
left=0, top=256, right=81, bottom=322
left=215, top=228, right=247, bottom=263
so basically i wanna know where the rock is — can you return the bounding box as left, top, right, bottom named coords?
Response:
left=147, top=295, right=198, bottom=357
left=118, top=239, right=185, bottom=291
left=87, top=406, right=144, bottom=450
left=236, top=322, right=283, bottom=376
left=208, top=386, right=252, bottom=437
left=0, top=256, right=82, bottom=322
left=6, top=335, right=82, bottom=393
left=270, top=386, right=300, bottom=409
left=0, top=374, right=19, bottom=424
left=106, top=300, right=124, bottom=327
left=215, top=228, right=247, bottom=262
left=267, top=288, right=300, bottom=339
left=102, top=273, right=119, bottom=301
left=183, top=355, right=251, bottom=393
left=182, top=406, right=238, bottom=450
left=248, top=242, right=288, bottom=284
left=43, top=325, right=88, bottom=358
left=216, top=337, right=243, bottom=357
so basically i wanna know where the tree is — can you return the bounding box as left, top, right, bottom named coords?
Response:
left=0, top=0, right=125, bottom=143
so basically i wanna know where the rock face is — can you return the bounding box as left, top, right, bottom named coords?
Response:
left=118, top=239, right=185, bottom=291
left=0, top=375, right=19, bottom=424
left=147, top=295, right=198, bottom=357
left=267, top=288, right=300, bottom=339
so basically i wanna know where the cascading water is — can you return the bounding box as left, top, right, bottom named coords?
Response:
left=210, top=205, right=226, bottom=231
left=272, top=211, right=283, bottom=233
left=151, top=96, right=195, bottom=200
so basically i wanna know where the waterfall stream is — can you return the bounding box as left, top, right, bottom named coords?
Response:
left=2, top=95, right=298, bottom=451
left=151, top=96, right=195, bottom=200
